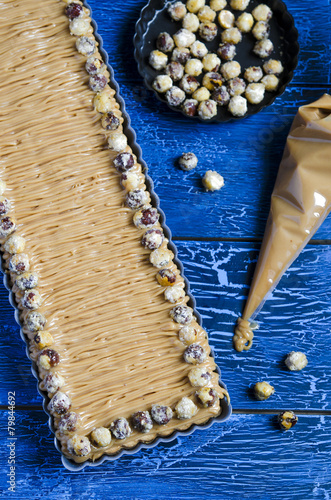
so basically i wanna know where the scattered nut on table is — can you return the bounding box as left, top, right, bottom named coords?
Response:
left=179, top=152, right=198, bottom=170
left=254, top=381, right=275, bottom=401
left=285, top=351, right=308, bottom=371
left=202, top=170, right=224, bottom=191
left=278, top=411, right=298, bottom=430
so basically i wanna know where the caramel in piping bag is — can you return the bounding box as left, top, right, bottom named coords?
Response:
left=234, top=94, right=331, bottom=352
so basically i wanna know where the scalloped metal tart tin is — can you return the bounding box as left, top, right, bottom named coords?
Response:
left=134, top=0, right=299, bottom=122
left=0, top=1, right=231, bottom=470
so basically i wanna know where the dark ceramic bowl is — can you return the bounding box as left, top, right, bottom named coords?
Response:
left=134, top=0, right=299, bottom=122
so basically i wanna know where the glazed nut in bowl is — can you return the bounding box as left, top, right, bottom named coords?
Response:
left=134, top=0, right=299, bottom=122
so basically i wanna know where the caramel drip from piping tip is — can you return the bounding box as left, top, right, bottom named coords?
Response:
left=233, top=318, right=254, bottom=352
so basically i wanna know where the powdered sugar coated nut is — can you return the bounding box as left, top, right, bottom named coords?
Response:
left=183, top=343, right=207, bottom=364
left=65, top=2, right=84, bottom=19
left=133, top=206, right=159, bottom=229
left=179, top=152, right=198, bottom=171
left=26, top=311, right=46, bottom=332
left=150, top=248, right=174, bottom=268
left=210, top=0, right=226, bottom=10
left=185, top=58, right=203, bottom=77
left=285, top=351, right=308, bottom=371
left=165, top=62, right=184, bottom=81
left=166, top=86, right=186, bottom=107
left=253, top=39, right=274, bottom=58
left=164, top=285, right=185, bottom=304
left=33, top=331, right=53, bottom=350
left=196, top=387, right=219, bottom=407
left=69, top=18, right=90, bottom=36
left=178, top=325, right=198, bottom=345
left=221, top=27, right=242, bottom=44
left=76, top=36, right=95, bottom=56
left=261, top=74, right=279, bottom=91
left=114, top=152, right=134, bottom=172
left=170, top=305, right=193, bottom=324
left=236, top=12, right=254, bottom=32
left=120, top=171, right=140, bottom=191
left=228, top=95, right=247, bottom=116
left=58, top=412, right=78, bottom=434
left=254, top=381, right=275, bottom=400
left=245, top=83, right=265, bottom=104
left=157, top=32, right=175, bottom=52
left=21, top=289, right=42, bottom=310
left=252, top=21, right=270, bottom=41
left=38, top=349, right=60, bottom=370
left=126, top=189, right=149, bottom=210
left=4, top=235, right=25, bottom=254
left=107, top=132, right=127, bottom=152
left=244, top=66, right=263, bottom=83
left=132, top=411, right=153, bottom=433
left=151, top=404, right=173, bottom=425
left=0, top=216, right=16, bottom=238
left=0, top=180, right=6, bottom=195
left=198, top=100, right=217, bottom=120
left=85, top=56, right=105, bottom=75
left=190, top=41, right=208, bottom=59
left=89, top=74, right=107, bottom=92
left=175, top=396, right=198, bottom=419
left=142, top=229, right=164, bottom=250
left=202, top=72, right=224, bottom=90
left=218, top=10, right=235, bottom=29
left=182, top=98, right=198, bottom=116
left=180, top=75, right=200, bottom=94
left=263, top=59, right=284, bottom=75
left=211, top=86, right=230, bottom=106
left=157, top=268, right=177, bottom=287
left=43, top=372, right=65, bottom=394
left=217, top=43, right=236, bottom=61
left=93, top=90, right=113, bottom=113
left=15, top=271, right=38, bottom=290
left=172, top=47, right=191, bottom=65
left=110, top=418, right=132, bottom=439
left=183, top=13, right=200, bottom=32
left=186, top=0, right=205, bottom=14
left=188, top=366, right=212, bottom=387
left=101, top=112, right=120, bottom=131
left=221, top=61, right=241, bottom=81
left=198, top=5, right=216, bottom=22
left=91, top=427, right=112, bottom=447
left=67, top=435, right=91, bottom=457
left=48, top=391, right=71, bottom=416
left=202, top=170, right=225, bottom=191
left=168, top=1, right=187, bottom=21
left=202, top=53, right=221, bottom=72
left=9, top=253, right=30, bottom=274
left=199, top=22, right=218, bottom=42
left=153, top=75, right=173, bottom=93
left=0, top=197, right=11, bottom=215
left=227, top=77, right=246, bottom=96
left=252, top=4, right=272, bottom=21
left=230, top=0, right=250, bottom=10
left=149, top=50, right=168, bottom=71
left=193, top=85, right=211, bottom=100
left=173, top=29, right=196, bottom=48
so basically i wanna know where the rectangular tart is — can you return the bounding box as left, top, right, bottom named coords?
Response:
left=0, top=0, right=230, bottom=465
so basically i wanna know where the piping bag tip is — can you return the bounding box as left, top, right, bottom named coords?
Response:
left=233, top=93, right=331, bottom=351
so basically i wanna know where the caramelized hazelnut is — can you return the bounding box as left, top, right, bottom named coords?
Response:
left=3, top=235, right=25, bottom=254
left=156, top=32, right=175, bottom=53
left=65, top=2, right=83, bottom=19
left=125, top=189, right=149, bottom=210
left=76, top=36, right=95, bottom=56
left=9, top=253, right=30, bottom=274
left=21, top=289, right=42, bottom=310
left=149, top=50, right=168, bottom=71
left=252, top=21, right=270, bottom=41
left=133, top=206, right=159, bottom=229
left=196, top=387, right=218, bottom=407
left=90, top=427, right=111, bottom=447
left=198, top=100, right=217, bottom=120
left=69, top=18, right=90, bottom=36
left=157, top=268, right=177, bottom=286
left=199, top=22, right=218, bottom=42
left=166, top=86, right=186, bottom=107
left=182, top=99, right=198, bottom=116
left=175, top=396, right=197, bottom=419
left=25, top=311, right=46, bottom=332
left=120, top=171, right=140, bottom=191
left=164, top=285, right=185, bottom=303
left=168, top=1, right=187, bottom=22
left=132, top=411, right=153, bottom=433
left=170, top=305, right=193, bottom=324
left=15, top=271, right=38, bottom=290
left=188, top=366, right=212, bottom=387
left=110, top=418, right=132, bottom=439
left=179, top=152, right=198, bottom=171
left=151, top=404, right=173, bottom=425
left=89, top=74, right=107, bottom=92
left=141, top=229, right=164, bottom=250
left=67, top=435, right=91, bottom=457
left=227, top=77, right=246, bottom=96
left=173, top=29, right=196, bottom=48
left=165, top=62, right=184, bottom=81
left=183, top=343, right=207, bottom=364
left=211, top=86, right=230, bottom=106
left=0, top=216, right=16, bottom=238
left=114, top=152, right=134, bottom=172
left=278, top=411, right=298, bottom=430
left=34, top=330, right=53, bottom=350
left=179, top=75, right=200, bottom=94
left=149, top=248, right=174, bottom=268
left=172, top=47, right=191, bottom=65
left=85, top=57, right=106, bottom=75
left=58, top=412, right=78, bottom=434
left=178, top=325, right=198, bottom=345
left=0, top=197, right=11, bottom=215
left=253, top=39, right=274, bottom=58
left=48, top=391, right=71, bottom=416
left=43, top=372, right=65, bottom=394
left=202, top=72, right=224, bottom=91
left=217, top=43, right=236, bottom=61
left=38, top=348, right=60, bottom=370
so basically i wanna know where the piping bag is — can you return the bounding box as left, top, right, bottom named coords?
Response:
left=234, top=94, right=331, bottom=352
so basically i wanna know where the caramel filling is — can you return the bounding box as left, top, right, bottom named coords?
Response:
left=0, top=0, right=226, bottom=462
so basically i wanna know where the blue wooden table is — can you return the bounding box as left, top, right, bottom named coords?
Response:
left=1, top=0, right=330, bottom=498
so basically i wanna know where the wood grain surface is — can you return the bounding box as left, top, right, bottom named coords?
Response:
left=0, top=0, right=330, bottom=497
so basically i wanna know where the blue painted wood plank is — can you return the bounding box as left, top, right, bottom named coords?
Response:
left=1, top=242, right=330, bottom=410
left=0, top=410, right=330, bottom=499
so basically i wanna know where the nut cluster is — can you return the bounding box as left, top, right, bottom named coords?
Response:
left=149, top=1, right=284, bottom=118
